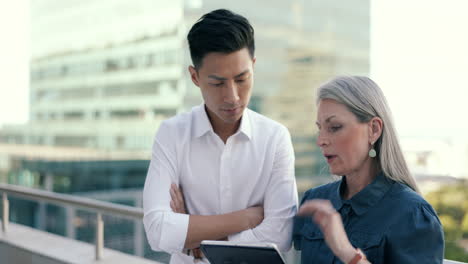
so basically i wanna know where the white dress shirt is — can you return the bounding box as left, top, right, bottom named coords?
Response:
left=143, top=104, right=298, bottom=264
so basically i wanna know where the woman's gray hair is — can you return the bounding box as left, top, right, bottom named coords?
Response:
left=317, top=76, right=420, bottom=193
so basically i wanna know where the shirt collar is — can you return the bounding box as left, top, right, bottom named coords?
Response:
left=331, top=172, right=394, bottom=216
left=193, top=104, right=213, bottom=138
left=238, top=108, right=252, bottom=140
left=330, top=180, right=344, bottom=211
left=193, top=104, right=252, bottom=140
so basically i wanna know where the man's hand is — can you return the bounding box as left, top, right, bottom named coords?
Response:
left=192, top=248, right=204, bottom=260
left=170, top=183, right=265, bottom=257
left=170, top=183, right=187, bottom=214
left=243, top=206, right=264, bottom=229
left=170, top=183, right=264, bottom=230
left=170, top=184, right=205, bottom=260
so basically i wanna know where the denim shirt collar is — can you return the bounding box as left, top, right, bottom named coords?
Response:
left=331, top=172, right=394, bottom=216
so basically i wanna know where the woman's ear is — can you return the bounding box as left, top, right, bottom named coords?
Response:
left=369, top=117, right=383, bottom=144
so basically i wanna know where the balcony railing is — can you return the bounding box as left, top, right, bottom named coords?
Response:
left=0, top=183, right=143, bottom=261
left=1, top=183, right=466, bottom=264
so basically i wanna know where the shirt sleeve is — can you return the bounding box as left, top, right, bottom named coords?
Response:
left=143, top=121, right=189, bottom=254
left=292, top=190, right=311, bottom=251
left=385, top=203, right=444, bottom=263
left=228, top=126, right=299, bottom=252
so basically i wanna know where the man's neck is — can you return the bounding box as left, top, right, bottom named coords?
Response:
left=216, top=125, right=239, bottom=143
left=205, top=106, right=241, bottom=143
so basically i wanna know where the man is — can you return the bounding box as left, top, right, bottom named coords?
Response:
left=143, top=9, right=298, bottom=263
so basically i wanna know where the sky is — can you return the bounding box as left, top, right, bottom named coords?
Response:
left=370, top=0, right=468, bottom=140
left=0, top=0, right=467, bottom=141
left=0, top=1, right=29, bottom=128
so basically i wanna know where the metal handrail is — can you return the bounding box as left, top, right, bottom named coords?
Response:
left=0, top=183, right=143, bottom=219
left=0, top=183, right=144, bottom=260
left=3, top=184, right=466, bottom=264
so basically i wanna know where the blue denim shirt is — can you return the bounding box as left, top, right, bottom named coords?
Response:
left=293, top=173, right=444, bottom=264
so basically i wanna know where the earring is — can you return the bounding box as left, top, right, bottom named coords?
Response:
left=369, top=144, right=377, bottom=158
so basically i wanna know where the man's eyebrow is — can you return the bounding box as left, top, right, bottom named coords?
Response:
left=234, top=70, right=250, bottom=78
left=208, top=75, right=227, bottom=81
left=208, top=69, right=250, bottom=81
left=315, top=115, right=336, bottom=126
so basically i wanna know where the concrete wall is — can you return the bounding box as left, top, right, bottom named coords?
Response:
left=0, top=223, right=160, bottom=264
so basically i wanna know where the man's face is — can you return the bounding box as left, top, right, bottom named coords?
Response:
left=189, top=48, right=255, bottom=125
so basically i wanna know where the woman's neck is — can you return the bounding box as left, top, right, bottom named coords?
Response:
left=342, top=160, right=380, bottom=200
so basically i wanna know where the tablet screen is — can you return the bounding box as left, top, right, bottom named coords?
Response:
left=200, top=242, right=285, bottom=264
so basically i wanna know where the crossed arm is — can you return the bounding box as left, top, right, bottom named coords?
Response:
left=169, top=183, right=264, bottom=249
left=142, top=132, right=265, bottom=254
left=170, top=184, right=263, bottom=258
left=143, top=173, right=264, bottom=253
left=143, top=123, right=297, bottom=254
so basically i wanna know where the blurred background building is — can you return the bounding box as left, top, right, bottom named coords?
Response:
left=0, top=0, right=370, bottom=262
left=184, top=0, right=370, bottom=176
left=2, top=0, right=468, bottom=263
left=2, top=0, right=468, bottom=262
left=18, top=0, right=468, bottom=263
left=2, top=0, right=370, bottom=178
left=1, top=0, right=185, bottom=151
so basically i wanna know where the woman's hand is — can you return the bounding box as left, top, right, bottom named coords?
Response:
left=298, top=199, right=357, bottom=263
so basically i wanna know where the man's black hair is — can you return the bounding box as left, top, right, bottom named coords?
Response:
left=187, top=9, right=255, bottom=69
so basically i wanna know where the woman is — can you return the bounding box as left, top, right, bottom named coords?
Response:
left=293, top=76, right=444, bottom=264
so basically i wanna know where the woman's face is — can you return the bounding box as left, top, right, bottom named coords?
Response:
left=316, top=99, right=372, bottom=176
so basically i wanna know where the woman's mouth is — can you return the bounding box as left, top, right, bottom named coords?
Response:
left=324, top=155, right=337, bottom=163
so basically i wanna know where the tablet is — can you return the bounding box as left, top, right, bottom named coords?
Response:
left=200, top=240, right=286, bottom=264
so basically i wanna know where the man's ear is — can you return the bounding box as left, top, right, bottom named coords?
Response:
left=188, top=65, right=200, bottom=87
left=252, top=57, right=257, bottom=69
left=369, top=117, right=383, bottom=144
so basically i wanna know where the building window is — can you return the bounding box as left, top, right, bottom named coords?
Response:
left=61, top=66, right=68, bottom=76
left=162, top=50, right=177, bottom=65
left=134, top=54, right=147, bottom=68
left=103, top=85, right=125, bottom=97
left=105, top=60, right=119, bottom=72
left=146, top=54, right=154, bottom=67
left=132, top=82, right=159, bottom=95
left=154, top=53, right=163, bottom=66
left=60, top=87, right=95, bottom=100
left=127, top=57, right=135, bottom=69
left=153, top=108, right=176, bottom=117
left=116, top=136, right=125, bottom=148
left=103, top=82, right=159, bottom=97
left=64, top=111, right=84, bottom=120
left=54, top=135, right=91, bottom=147
left=292, top=56, right=315, bottom=64
left=110, top=110, right=142, bottom=119
left=169, top=80, right=178, bottom=92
